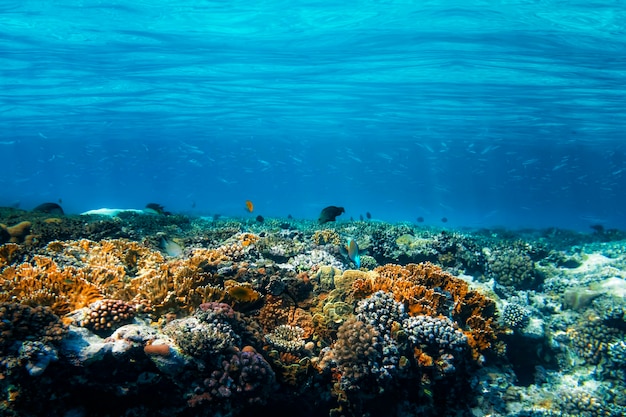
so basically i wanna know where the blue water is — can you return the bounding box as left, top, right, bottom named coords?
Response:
left=1, top=1, right=625, bottom=231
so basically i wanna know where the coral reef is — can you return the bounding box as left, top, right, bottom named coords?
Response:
left=79, top=298, right=136, bottom=333
left=1, top=209, right=626, bottom=417
left=484, top=241, right=545, bottom=289
left=349, top=262, right=499, bottom=361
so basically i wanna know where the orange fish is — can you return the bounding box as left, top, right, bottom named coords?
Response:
left=245, top=200, right=254, bottom=212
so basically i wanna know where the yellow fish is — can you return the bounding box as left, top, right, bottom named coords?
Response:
left=161, top=237, right=183, bottom=257
left=245, top=200, right=254, bottom=213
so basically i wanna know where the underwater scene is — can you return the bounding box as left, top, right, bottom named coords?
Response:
left=1, top=1, right=626, bottom=417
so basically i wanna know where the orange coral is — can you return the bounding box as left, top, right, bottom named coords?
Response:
left=258, top=295, right=294, bottom=332
left=225, top=279, right=261, bottom=304
left=239, top=232, right=259, bottom=247
left=349, top=262, right=498, bottom=359
left=0, top=255, right=104, bottom=316
left=414, top=348, right=434, bottom=368
left=0, top=243, right=21, bottom=267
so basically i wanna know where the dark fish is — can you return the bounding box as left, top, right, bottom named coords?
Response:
left=287, top=214, right=293, bottom=219
left=441, top=217, right=448, bottom=223
left=33, top=202, right=64, bottom=215
left=318, top=206, right=345, bottom=224
left=417, top=217, right=424, bottom=223
left=255, top=215, right=264, bottom=223
left=590, top=224, right=604, bottom=233
left=145, top=203, right=170, bottom=215
left=366, top=212, right=372, bottom=219
left=359, top=214, right=364, bottom=221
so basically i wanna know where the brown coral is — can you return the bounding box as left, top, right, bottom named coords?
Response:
left=0, top=302, right=68, bottom=356
left=0, top=243, right=22, bottom=267
left=312, top=229, right=341, bottom=246
left=1, top=221, right=35, bottom=244
left=80, top=299, right=136, bottom=333
left=225, top=279, right=262, bottom=305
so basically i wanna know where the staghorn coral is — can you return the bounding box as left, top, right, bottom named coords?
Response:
left=0, top=239, right=236, bottom=321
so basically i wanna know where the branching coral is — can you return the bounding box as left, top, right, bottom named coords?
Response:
left=0, top=243, right=22, bottom=268
left=0, top=256, right=104, bottom=316
left=312, top=229, right=341, bottom=246
left=348, top=262, right=499, bottom=361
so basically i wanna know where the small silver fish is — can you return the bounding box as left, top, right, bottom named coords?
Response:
left=161, top=237, right=183, bottom=257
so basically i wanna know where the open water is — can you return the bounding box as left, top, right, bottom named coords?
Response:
left=1, top=0, right=625, bottom=231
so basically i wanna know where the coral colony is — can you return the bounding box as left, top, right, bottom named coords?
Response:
left=1, top=205, right=626, bottom=417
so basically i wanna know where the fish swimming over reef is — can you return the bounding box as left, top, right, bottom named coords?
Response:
left=245, top=200, right=254, bottom=212
left=145, top=203, right=171, bottom=215
left=161, top=237, right=183, bottom=257
left=318, top=205, right=345, bottom=224
left=340, top=238, right=366, bottom=268
left=33, top=202, right=64, bottom=215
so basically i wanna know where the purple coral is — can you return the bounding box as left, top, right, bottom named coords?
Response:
left=189, top=349, right=276, bottom=407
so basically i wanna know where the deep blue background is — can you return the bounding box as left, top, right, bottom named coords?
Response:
left=1, top=1, right=625, bottom=231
